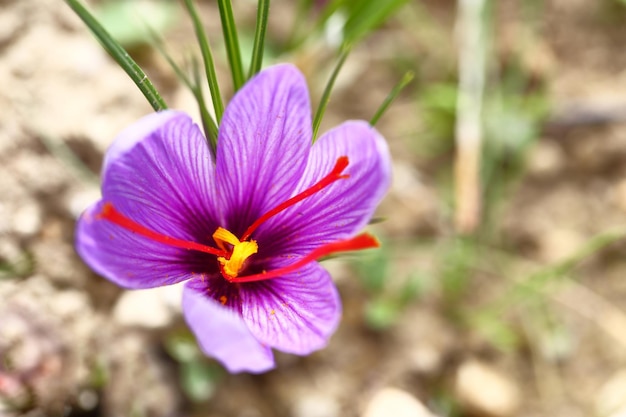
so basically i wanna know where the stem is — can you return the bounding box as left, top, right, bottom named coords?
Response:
left=454, top=0, right=487, bottom=233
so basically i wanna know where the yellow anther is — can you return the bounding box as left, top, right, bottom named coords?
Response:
left=213, top=227, right=241, bottom=251
left=218, top=239, right=258, bottom=278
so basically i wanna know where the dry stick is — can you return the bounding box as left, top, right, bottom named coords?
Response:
left=454, top=0, right=486, bottom=233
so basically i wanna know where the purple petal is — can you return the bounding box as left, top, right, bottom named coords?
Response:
left=76, top=111, right=222, bottom=289
left=183, top=280, right=275, bottom=373
left=215, top=64, right=312, bottom=234
left=240, top=263, right=341, bottom=355
left=259, top=121, right=391, bottom=254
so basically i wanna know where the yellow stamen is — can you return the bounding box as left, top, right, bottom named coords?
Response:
left=218, top=240, right=258, bottom=278
left=213, top=227, right=241, bottom=250
left=213, top=227, right=258, bottom=279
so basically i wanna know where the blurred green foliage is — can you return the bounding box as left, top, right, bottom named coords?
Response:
left=353, top=243, right=425, bottom=330
left=0, top=252, right=34, bottom=280
left=165, top=332, right=221, bottom=403
left=96, top=0, right=178, bottom=48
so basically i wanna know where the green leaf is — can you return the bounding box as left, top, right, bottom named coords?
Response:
left=365, top=299, right=400, bottom=330
left=191, top=57, right=219, bottom=153
left=341, top=0, right=411, bottom=45
left=248, top=0, right=270, bottom=79
left=146, top=28, right=218, bottom=152
left=95, top=0, right=177, bottom=47
left=66, top=0, right=168, bottom=112
left=218, top=0, right=245, bottom=90
left=370, top=71, right=414, bottom=126
left=183, top=0, right=225, bottom=123
left=181, top=361, right=218, bottom=402
left=312, top=45, right=351, bottom=141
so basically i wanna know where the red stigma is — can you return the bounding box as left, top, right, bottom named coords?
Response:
left=97, top=202, right=228, bottom=257
left=228, top=233, right=380, bottom=283
left=241, top=156, right=350, bottom=241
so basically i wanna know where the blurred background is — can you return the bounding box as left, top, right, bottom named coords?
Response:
left=2, top=0, right=626, bottom=416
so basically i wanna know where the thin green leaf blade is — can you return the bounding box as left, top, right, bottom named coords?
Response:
left=65, top=0, right=167, bottom=111
left=183, top=0, right=225, bottom=122
left=342, top=0, right=410, bottom=45
left=370, top=71, right=414, bottom=126
left=312, top=45, right=351, bottom=141
left=248, top=0, right=270, bottom=79
left=217, top=0, right=245, bottom=90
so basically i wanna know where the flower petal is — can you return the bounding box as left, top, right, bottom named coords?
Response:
left=215, top=64, right=312, bottom=234
left=183, top=280, right=275, bottom=373
left=258, top=121, right=391, bottom=254
left=240, top=263, right=341, bottom=355
left=76, top=111, right=221, bottom=289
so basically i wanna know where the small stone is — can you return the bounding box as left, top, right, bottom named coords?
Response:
left=527, top=140, right=564, bottom=178
left=455, top=360, right=520, bottom=417
left=538, top=228, right=585, bottom=263
left=78, top=389, right=99, bottom=411
left=596, top=370, right=626, bottom=417
left=66, top=187, right=101, bottom=219
left=113, top=285, right=182, bottom=329
left=406, top=344, right=442, bottom=376
left=613, top=179, right=626, bottom=215
left=362, top=388, right=438, bottom=417
left=293, top=393, right=340, bottom=417
left=12, top=202, right=42, bottom=236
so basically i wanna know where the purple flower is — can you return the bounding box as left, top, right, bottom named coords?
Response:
left=76, top=64, right=391, bottom=373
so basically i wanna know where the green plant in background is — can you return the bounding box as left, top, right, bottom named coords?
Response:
left=95, top=0, right=178, bottom=48
left=165, top=333, right=221, bottom=402
left=0, top=252, right=35, bottom=280
left=353, top=242, right=425, bottom=330
left=287, top=0, right=410, bottom=51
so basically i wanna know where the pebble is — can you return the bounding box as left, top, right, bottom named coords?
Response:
left=113, top=284, right=183, bottom=329
left=362, top=387, right=438, bottom=417
left=293, top=393, right=340, bottom=417
left=454, top=360, right=520, bottom=417
left=527, top=140, right=565, bottom=178
left=12, top=202, right=42, bottom=236
left=612, top=179, right=626, bottom=215
left=538, top=227, right=585, bottom=263
left=65, top=187, right=101, bottom=219
left=596, top=370, right=626, bottom=417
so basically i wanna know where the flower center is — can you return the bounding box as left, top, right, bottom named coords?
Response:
left=96, top=156, right=380, bottom=283
left=212, top=227, right=258, bottom=279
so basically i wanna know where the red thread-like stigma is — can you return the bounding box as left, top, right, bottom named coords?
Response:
left=240, top=156, right=349, bottom=241
left=228, top=233, right=380, bottom=283
left=97, top=202, right=228, bottom=257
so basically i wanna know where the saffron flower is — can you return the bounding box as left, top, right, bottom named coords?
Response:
left=76, top=64, right=391, bottom=373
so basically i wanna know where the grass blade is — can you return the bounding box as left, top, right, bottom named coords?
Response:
left=144, top=25, right=218, bottom=151
left=191, top=56, right=219, bottom=154
left=248, top=0, right=270, bottom=79
left=369, top=71, right=414, bottom=126
left=217, top=0, right=245, bottom=90
left=342, top=0, right=410, bottom=45
left=65, top=0, right=167, bottom=111
left=312, top=45, right=351, bottom=141
left=183, top=0, right=225, bottom=123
